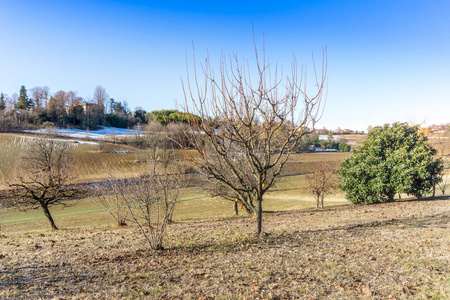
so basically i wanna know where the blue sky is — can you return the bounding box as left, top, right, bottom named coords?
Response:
left=0, top=0, right=449, bottom=131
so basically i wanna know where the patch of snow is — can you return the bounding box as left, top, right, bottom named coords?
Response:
left=24, top=126, right=140, bottom=141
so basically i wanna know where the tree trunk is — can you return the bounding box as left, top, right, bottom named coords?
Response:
left=388, top=194, right=395, bottom=202
left=255, top=199, right=262, bottom=234
left=320, top=192, right=324, bottom=209
left=432, top=183, right=436, bottom=198
left=233, top=201, right=238, bottom=215
left=41, top=204, right=58, bottom=230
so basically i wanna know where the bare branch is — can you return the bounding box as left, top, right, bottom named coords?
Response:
left=182, top=35, right=327, bottom=234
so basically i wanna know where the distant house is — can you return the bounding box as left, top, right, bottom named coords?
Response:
left=338, top=129, right=355, bottom=134
left=419, top=125, right=448, bottom=136
left=294, top=126, right=311, bottom=134
left=65, top=102, right=102, bottom=114
left=315, top=128, right=330, bottom=135
left=430, top=125, right=447, bottom=134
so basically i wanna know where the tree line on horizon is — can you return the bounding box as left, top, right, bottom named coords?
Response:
left=0, top=85, right=200, bottom=131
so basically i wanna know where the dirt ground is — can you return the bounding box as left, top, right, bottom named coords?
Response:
left=1, top=198, right=449, bottom=299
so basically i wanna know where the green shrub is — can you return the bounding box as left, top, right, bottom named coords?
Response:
left=339, top=122, right=443, bottom=204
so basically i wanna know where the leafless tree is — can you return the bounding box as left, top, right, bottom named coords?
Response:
left=305, top=161, right=339, bottom=209
left=100, top=134, right=185, bottom=249
left=6, top=138, right=79, bottom=230
left=429, top=130, right=449, bottom=197
left=8, top=93, right=18, bottom=111
left=133, top=148, right=185, bottom=249
left=30, top=86, right=50, bottom=109
left=437, top=173, right=449, bottom=195
left=182, top=37, right=327, bottom=234
left=96, top=169, right=129, bottom=227
left=93, top=85, right=108, bottom=112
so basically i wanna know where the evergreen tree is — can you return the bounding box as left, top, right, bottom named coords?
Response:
left=0, top=93, right=6, bottom=111
left=16, top=85, right=32, bottom=110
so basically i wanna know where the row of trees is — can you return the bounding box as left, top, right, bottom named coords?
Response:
left=0, top=86, right=199, bottom=131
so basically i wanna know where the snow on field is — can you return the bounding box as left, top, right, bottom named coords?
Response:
left=25, top=127, right=139, bottom=141
left=12, top=133, right=99, bottom=146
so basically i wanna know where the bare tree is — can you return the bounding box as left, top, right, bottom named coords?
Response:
left=93, top=85, right=108, bottom=112
left=437, top=173, right=449, bottom=195
left=6, top=138, right=79, bottom=230
left=429, top=130, right=449, bottom=197
left=132, top=147, right=185, bottom=249
left=96, top=170, right=129, bottom=227
left=90, top=86, right=108, bottom=126
left=182, top=38, right=327, bottom=234
left=30, top=86, right=50, bottom=109
left=8, top=93, right=18, bottom=111
left=305, top=161, right=339, bottom=209
left=100, top=134, right=185, bottom=249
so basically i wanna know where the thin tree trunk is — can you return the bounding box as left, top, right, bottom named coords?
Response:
left=320, top=192, right=324, bottom=209
left=233, top=201, right=238, bottom=215
left=255, top=199, right=262, bottom=234
left=41, top=204, right=58, bottom=230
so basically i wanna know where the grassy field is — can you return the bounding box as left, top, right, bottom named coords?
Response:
left=2, top=132, right=447, bottom=234
left=0, top=133, right=353, bottom=183
left=1, top=132, right=449, bottom=299
left=1, top=198, right=448, bottom=299
left=0, top=133, right=152, bottom=183
left=0, top=173, right=349, bottom=234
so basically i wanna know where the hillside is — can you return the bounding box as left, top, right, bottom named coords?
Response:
left=1, top=198, right=448, bottom=299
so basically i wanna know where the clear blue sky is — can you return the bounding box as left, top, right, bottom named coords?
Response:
left=1, top=0, right=449, bottom=131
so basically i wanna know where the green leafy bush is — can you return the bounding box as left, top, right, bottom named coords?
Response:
left=339, top=122, right=443, bottom=204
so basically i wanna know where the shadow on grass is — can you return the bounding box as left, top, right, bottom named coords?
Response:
left=161, top=211, right=449, bottom=256
left=2, top=211, right=447, bottom=296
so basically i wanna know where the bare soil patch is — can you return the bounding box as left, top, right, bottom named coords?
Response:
left=1, top=198, right=449, bottom=299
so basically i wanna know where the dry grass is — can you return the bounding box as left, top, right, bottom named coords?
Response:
left=0, top=133, right=156, bottom=183
left=1, top=198, right=448, bottom=299
left=0, top=133, right=353, bottom=185
left=1, top=132, right=448, bottom=299
left=0, top=174, right=349, bottom=234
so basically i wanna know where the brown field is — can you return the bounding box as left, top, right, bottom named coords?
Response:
left=0, top=133, right=172, bottom=183
left=0, top=132, right=351, bottom=184
left=1, top=132, right=449, bottom=299
left=1, top=198, right=448, bottom=299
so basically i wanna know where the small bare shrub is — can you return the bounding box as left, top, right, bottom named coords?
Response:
left=96, top=172, right=129, bottom=226
left=98, top=140, right=106, bottom=152
left=100, top=141, right=185, bottom=250
left=437, top=174, right=449, bottom=195
left=305, top=161, right=339, bottom=209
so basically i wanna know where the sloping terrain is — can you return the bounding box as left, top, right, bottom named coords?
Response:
left=1, top=198, right=448, bottom=299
